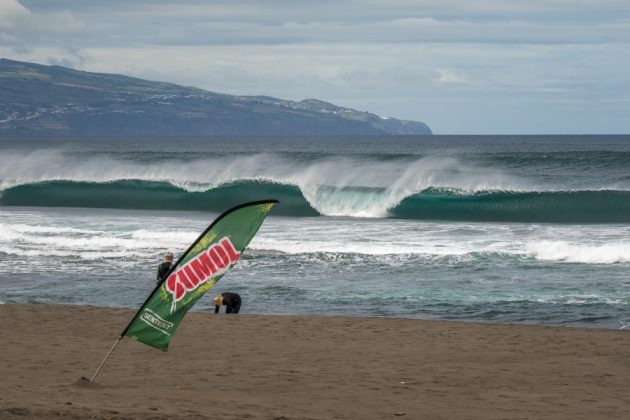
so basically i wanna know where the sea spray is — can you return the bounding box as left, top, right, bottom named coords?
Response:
left=527, top=240, right=630, bottom=264
left=3, top=149, right=630, bottom=221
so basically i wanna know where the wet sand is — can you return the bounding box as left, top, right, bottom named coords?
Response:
left=0, top=304, right=629, bottom=419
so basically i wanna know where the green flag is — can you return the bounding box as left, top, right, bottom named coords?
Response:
left=123, top=200, right=277, bottom=351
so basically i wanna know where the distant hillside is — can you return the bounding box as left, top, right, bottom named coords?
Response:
left=0, top=58, right=431, bottom=137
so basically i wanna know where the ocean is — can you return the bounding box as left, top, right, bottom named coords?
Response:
left=1, top=135, right=629, bottom=329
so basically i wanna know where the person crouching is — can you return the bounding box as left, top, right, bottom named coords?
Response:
left=213, top=292, right=241, bottom=314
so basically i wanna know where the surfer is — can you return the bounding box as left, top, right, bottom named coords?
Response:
left=156, top=251, right=174, bottom=284
left=214, top=292, right=241, bottom=314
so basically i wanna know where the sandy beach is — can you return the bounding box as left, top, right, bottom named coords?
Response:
left=0, top=304, right=629, bottom=419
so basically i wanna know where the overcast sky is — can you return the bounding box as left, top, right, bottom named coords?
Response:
left=1, top=0, right=630, bottom=134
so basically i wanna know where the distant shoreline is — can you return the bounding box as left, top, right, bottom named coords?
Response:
left=0, top=58, right=432, bottom=137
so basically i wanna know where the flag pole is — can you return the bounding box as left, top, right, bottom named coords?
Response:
left=87, top=225, right=195, bottom=384
left=89, top=336, right=122, bottom=383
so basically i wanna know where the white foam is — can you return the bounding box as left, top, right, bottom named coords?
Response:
left=298, top=156, right=529, bottom=217
left=7, top=224, right=100, bottom=235
left=131, top=228, right=197, bottom=243
left=250, top=238, right=425, bottom=255
left=527, top=240, right=630, bottom=264
left=565, top=295, right=624, bottom=305
left=0, top=246, right=81, bottom=258
left=250, top=235, right=502, bottom=257
left=2, top=206, right=630, bottom=267
left=0, top=224, right=24, bottom=241
left=0, top=218, right=194, bottom=263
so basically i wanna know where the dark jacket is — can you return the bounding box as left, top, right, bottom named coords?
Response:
left=156, top=261, right=173, bottom=284
left=215, top=292, right=241, bottom=314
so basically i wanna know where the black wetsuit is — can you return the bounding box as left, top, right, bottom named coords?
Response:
left=156, top=262, right=173, bottom=284
left=215, top=292, right=241, bottom=314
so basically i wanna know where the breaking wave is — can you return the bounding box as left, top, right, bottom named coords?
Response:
left=2, top=149, right=630, bottom=222
left=2, top=180, right=630, bottom=223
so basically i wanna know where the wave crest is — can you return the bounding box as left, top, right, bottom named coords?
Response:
left=3, top=180, right=630, bottom=222
left=3, top=150, right=630, bottom=222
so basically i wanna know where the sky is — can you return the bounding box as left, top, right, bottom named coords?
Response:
left=1, top=0, right=630, bottom=134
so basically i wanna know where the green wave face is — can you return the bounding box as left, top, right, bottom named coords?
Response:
left=3, top=180, right=630, bottom=223
left=0, top=180, right=317, bottom=217
left=393, top=188, right=630, bottom=223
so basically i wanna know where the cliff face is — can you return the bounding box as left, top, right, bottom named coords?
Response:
left=0, top=58, right=432, bottom=137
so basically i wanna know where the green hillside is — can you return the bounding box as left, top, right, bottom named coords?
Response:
left=0, top=58, right=431, bottom=137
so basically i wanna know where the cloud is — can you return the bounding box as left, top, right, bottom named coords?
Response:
left=10, top=1, right=630, bottom=48
left=1, top=0, right=86, bottom=52
left=46, top=46, right=90, bottom=68
left=435, top=69, right=471, bottom=84
left=0, top=0, right=30, bottom=30
left=41, top=10, right=87, bottom=34
left=30, top=0, right=630, bottom=21
left=17, top=4, right=630, bottom=47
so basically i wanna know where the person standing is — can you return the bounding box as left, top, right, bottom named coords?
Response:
left=213, top=292, right=241, bottom=314
left=156, top=251, right=174, bottom=284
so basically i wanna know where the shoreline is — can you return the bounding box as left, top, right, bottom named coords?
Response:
left=2, top=303, right=629, bottom=419
left=2, top=300, right=626, bottom=331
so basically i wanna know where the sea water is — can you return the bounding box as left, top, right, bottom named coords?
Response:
left=1, top=136, right=629, bottom=329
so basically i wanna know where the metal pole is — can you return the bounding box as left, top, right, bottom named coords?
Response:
left=89, top=336, right=122, bottom=383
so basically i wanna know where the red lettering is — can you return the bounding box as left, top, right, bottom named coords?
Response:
left=166, top=273, right=177, bottom=293
left=209, top=247, right=227, bottom=270
left=177, top=270, right=195, bottom=289
left=183, top=265, right=201, bottom=287
left=214, top=244, right=230, bottom=266
left=191, top=253, right=216, bottom=279
left=220, top=238, right=241, bottom=262
left=163, top=237, right=243, bottom=304
left=175, top=282, right=185, bottom=301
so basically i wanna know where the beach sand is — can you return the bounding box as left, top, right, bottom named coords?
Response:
left=0, top=304, right=629, bottom=419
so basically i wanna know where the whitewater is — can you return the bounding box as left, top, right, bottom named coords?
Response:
left=1, top=135, right=629, bottom=328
